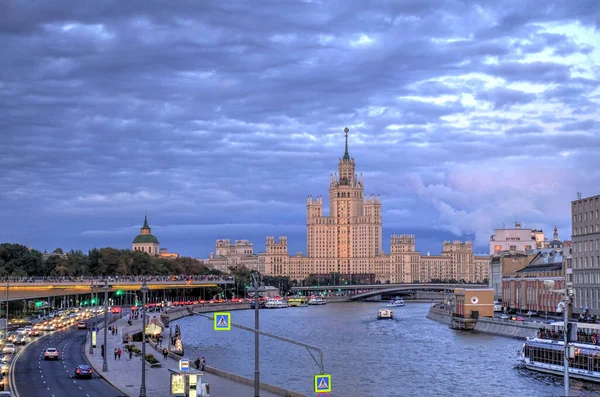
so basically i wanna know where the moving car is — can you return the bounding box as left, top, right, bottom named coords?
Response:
left=77, top=322, right=87, bottom=329
left=44, top=348, right=59, bottom=360
left=1, top=345, right=15, bottom=355
left=74, top=365, right=92, bottom=379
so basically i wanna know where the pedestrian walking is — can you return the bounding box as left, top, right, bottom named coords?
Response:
left=101, top=344, right=105, bottom=359
left=117, top=348, right=122, bottom=360
left=129, top=348, right=133, bottom=360
left=200, top=356, right=206, bottom=371
left=114, top=348, right=118, bottom=360
left=162, top=347, right=168, bottom=360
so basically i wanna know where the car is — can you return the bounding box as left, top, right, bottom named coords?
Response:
left=526, top=311, right=539, bottom=317
left=512, top=316, right=525, bottom=322
left=44, top=348, right=59, bottom=360
left=499, top=314, right=510, bottom=320
left=2, top=345, right=15, bottom=355
left=77, top=322, right=87, bottom=329
left=1, top=363, right=8, bottom=375
left=0, top=391, right=11, bottom=396
left=74, top=364, right=92, bottom=379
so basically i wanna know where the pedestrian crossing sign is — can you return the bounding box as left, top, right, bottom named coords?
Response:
left=214, top=312, right=231, bottom=331
left=314, top=374, right=332, bottom=393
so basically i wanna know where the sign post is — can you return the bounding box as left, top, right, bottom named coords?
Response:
left=214, top=312, right=231, bottom=331
left=314, top=374, right=332, bottom=393
left=179, top=359, right=190, bottom=372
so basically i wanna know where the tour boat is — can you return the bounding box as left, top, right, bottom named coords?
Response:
left=386, top=297, right=405, bottom=307
left=264, top=298, right=288, bottom=309
left=377, top=309, right=394, bottom=320
left=287, top=297, right=308, bottom=307
left=520, top=322, right=600, bottom=383
left=308, top=297, right=327, bottom=305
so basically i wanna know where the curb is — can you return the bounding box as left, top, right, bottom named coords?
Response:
left=83, top=317, right=131, bottom=397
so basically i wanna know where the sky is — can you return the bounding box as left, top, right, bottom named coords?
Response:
left=1, top=1, right=599, bottom=258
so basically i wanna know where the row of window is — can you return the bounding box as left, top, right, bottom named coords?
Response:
left=573, top=224, right=600, bottom=236
left=573, top=209, right=600, bottom=223
left=573, top=239, right=600, bottom=253
left=574, top=287, right=600, bottom=310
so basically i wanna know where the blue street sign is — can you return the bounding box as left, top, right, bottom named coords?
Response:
left=179, top=359, right=190, bottom=372
left=314, top=374, right=332, bottom=393
left=214, top=312, right=231, bottom=331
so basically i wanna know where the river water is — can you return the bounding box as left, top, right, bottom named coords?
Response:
left=176, top=302, right=600, bottom=397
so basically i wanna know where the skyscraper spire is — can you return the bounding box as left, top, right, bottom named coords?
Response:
left=343, top=127, right=350, bottom=160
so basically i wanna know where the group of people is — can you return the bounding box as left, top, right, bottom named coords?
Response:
left=108, top=325, right=119, bottom=335
left=194, top=356, right=206, bottom=371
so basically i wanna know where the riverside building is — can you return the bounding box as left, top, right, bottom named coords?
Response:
left=571, top=193, right=600, bottom=315
left=205, top=128, right=488, bottom=283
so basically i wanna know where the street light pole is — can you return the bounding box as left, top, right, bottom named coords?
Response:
left=5, top=280, right=8, bottom=339
left=249, top=273, right=266, bottom=397
left=89, top=281, right=94, bottom=354
left=102, top=280, right=108, bottom=372
left=139, top=279, right=149, bottom=397
left=563, top=294, right=570, bottom=397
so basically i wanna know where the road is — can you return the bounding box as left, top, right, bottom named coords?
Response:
left=13, top=324, right=126, bottom=397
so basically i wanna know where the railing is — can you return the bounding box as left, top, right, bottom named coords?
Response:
left=0, top=275, right=234, bottom=284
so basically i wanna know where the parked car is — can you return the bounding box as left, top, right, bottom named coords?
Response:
left=499, top=314, right=510, bottom=320
left=512, top=316, right=525, bottom=322
left=526, top=311, right=539, bottom=317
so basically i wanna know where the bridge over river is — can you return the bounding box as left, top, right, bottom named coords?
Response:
left=0, top=277, right=235, bottom=301
left=290, top=283, right=487, bottom=300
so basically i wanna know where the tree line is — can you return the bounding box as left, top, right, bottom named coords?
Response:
left=0, top=243, right=215, bottom=277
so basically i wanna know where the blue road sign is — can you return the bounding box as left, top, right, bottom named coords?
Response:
left=314, top=374, right=332, bottom=393
left=214, top=312, right=231, bottom=331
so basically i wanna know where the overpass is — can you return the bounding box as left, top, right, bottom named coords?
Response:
left=0, top=278, right=235, bottom=301
left=347, top=283, right=488, bottom=301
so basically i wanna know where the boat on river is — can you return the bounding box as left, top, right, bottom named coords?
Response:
left=308, top=296, right=327, bottom=305
left=386, top=297, right=405, bottom=307
left=520, top=321, right=600, bottom=382
left=377, top=309, right=394, bottom=320
left=287, top=297, right=308, bottom=307
left=264, top=298, right=288, bottom=309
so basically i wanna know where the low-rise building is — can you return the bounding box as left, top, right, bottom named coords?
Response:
left=502, top=248, right=564, bottom=313
left=454, top=288, right=494, bottom=318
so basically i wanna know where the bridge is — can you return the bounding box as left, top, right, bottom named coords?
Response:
left=0, top=278, right=235, bottom=301
left=347, top=283, right=488, bottom=301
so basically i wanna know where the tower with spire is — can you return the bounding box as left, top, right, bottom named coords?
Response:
left=306, top=127, right=382, bottom=277
left=132, top=215, right=160, bottom=255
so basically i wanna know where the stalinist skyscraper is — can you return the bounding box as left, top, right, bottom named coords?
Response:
left=306, top=127, right=382, bottom=276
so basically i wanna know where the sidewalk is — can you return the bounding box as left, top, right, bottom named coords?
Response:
left=85, top=314, right=283, bottom=397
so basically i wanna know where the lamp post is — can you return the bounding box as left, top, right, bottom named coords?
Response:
left=544, top=280, right=570, bottom=397
left=5, top=280, right=8, bottom=340
left=139, top=279, right=149, bottom=397
left=89, top=281, right=94, bottom=354
left=102, top=280, right=108, bottom=372
left=248, top=273, right=267, bottom=397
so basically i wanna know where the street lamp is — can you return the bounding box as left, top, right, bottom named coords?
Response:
left=102, top=280, right=108, bottom=372
left=89, top=281, right=94, bottom=355
left=248, top=273, right=267, bottom=397
left=544, top=280, right=571, bottom=397
left=139, top=279, right=149, bottom=397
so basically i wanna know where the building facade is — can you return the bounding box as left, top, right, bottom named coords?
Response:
left=205, top=239, right=264, bottom=273
left=501, top=248, right=564, bottom=313
left=132, top=216, right=160, bottom=255
left=571, top=193, right=600, bottom=314
left=204, top=129, right=488, bottom=283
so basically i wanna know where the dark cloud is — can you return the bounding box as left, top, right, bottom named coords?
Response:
left=0, top=0, right=599, bottom=257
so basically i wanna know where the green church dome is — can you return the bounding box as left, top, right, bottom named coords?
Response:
left=132, top=234, right=159, bottom=244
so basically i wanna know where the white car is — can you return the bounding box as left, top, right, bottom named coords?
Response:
left=2, top=345, right=15, bottom=355
left=44, top=348, right=59, bottom=360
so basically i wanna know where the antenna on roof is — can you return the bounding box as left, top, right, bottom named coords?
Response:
left=577, top=192, right=582, bottom=200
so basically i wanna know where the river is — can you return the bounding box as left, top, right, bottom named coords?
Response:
left=175, top=302, right=600, bottom=396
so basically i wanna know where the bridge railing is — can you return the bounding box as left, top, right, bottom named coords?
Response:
left=0, top=275, right=235, bottom=284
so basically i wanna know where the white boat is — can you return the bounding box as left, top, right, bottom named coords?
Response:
left=264, top=298, right=288, bottom=309
left=377, top=309, right=394, bottom=320
left=308, top=297, right=327, bottom=305
left=520, top=322, right=600, bottom=383
left=386, top=297, right=405, bottom=307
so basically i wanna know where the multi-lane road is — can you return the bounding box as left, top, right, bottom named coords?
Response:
left=12, top=324, right=125, bottom=397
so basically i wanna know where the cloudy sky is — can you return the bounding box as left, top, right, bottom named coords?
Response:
left=1, top=1, right=599, bottom=258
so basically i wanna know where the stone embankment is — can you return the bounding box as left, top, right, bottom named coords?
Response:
left=427, top=305, right=540, bottom=339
